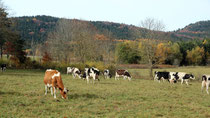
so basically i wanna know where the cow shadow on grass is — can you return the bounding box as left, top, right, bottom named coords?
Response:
left=0, top=91, right=22, bottom=96
left=68, top=93, right=102, bottom=99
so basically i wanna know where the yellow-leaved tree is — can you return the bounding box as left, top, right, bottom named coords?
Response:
left=155, top=43, right=169, bottom=64
left=186, top=46, right=205, bottom=65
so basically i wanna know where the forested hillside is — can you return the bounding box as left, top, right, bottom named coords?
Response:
left=12, top=16, right=210, bottom=49
left=1, top=13, right=210, bottom=67
left=11, top=15, right=176, bottom=48
left=11, top=15, right=59, bottom=48
left=175, top=20, right=210, bottom=40
left=90, top=21, right=146, bottom=40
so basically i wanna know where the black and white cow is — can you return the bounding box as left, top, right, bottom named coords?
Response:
left=115, top=69, right=131, bottom=81
left=83, top=67, right=100, bottom=83
left=201, top=75, right=210, bottom=94
left=154, top=71, right=177, bottom=83
left=81, top=68, right=89, bottom=80
left=175, top=72, right=195, bottom=85
left=104, top=69, right=112, bottom=79
left=66, top=67, right=82, bottom=79
left=1, top=64, right=6, bottom=72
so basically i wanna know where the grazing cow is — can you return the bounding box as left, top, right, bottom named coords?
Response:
left=201, top=75, right=210, bottom=94
left=44, top=69, right=69, bottom=99
left=84, top=67, right=100, bottom=83
left=104, top=69, right=112, bottom=79
left=1, top=64, right=6, bottom=72
left=81, top=68, right=89, bottom=80
left=154, top=71, right=170, bottom=82
left=67, top=67, right=82, bottom=79
left=154, top=71, right=177, bottom=83
left=115, top=69, right=131, bottom=81
left=175, top=72, right=195, bottom=85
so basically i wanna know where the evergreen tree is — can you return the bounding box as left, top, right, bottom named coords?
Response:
left=0, top=5, right=11, bottom=58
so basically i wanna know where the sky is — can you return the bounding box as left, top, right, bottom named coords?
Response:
left=2, top=0, right=210, bottom=31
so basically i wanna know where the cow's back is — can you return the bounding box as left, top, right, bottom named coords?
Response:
left=44, top=69, right=58, bottom=85
left=116, top=69, right=126, bottom=75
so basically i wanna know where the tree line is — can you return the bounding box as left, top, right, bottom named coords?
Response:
left=0, top=1, right=26, bottom=67
left=1, top=1, right=210, bottom=70
left=115, top=38, right=210, bottom=66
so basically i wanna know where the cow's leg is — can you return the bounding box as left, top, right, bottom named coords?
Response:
left=185, top=80, right=189, bottom=86
left=206, top=82, right=209, bottom=94
left=123, top=76, right=126, bottom=80
left=115, top=75, right=118, bottom=80
left=53, top=87, right=56, bottom=98
left=201, top=81, right=206, bottom=92
left=45, top=85, right=48, bottom=95
left=154, top=76, right=156, bottom=81
left=73, top=74, right=75, bottom=79
left=161, top=77, right=165, bottom=82
left=181, top=79, right=184, bottom=85
left=93, top=76, right=96, bottom=84
left=50, top=87, right=53, bottom=95
left=158, top=77, right=161, bottom=83
left=169, top=79, right=173, bottom=83
left=86, top=77, right=89, bottom=83
left=78, top=74, right=82, bottom=79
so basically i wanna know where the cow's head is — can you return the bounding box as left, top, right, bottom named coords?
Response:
left=80, top=73, right=86, bottom=80
left=154, top=71, right=158, bottom=74
left=154, top=71, right=158, bottom=80
left=60, top=88, right=69, bottom=99
left=104, top=69, right=109, bottom=74
left=189, top=74, right=195, bottom=80
left=202, top=75, right=207, bottom=81
left=67, top=67, right=74, bottom=73
left=173, top=72, right=179, bottom=80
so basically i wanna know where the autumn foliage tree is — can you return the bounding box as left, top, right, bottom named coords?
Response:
left=42, top=52, right=52, bottom=63
left=5, top=32, right=26, bottom=66
left=186, top=46, right=205, bottom=65
left=115, top=41, right=141, bottom=64
left=155, top=43, right=169, bottom=64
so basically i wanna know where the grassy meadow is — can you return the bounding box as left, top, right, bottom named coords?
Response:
left=0, top=67, right=210, bottom=117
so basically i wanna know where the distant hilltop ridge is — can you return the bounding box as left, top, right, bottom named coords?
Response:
left=11, top=15, right=210, bottom=48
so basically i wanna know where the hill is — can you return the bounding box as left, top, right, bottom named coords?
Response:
left=11, top=15, right=59, bottom=48
left=174, top=20, right=210, bottom=40
left=11, top=15, right=210, bottom=48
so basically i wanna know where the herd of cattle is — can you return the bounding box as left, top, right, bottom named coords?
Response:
left=0, top=64, right=209, bottom=98
left=44, top=67, right=132, bottom=99
left=66, top=67, right=131, bottom=82
left=42, top=66, right=210, bottom=99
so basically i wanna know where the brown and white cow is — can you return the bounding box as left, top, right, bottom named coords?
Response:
left=44, top=69, right=69, bottom=99
left=115, top=69, right=131, bottom=81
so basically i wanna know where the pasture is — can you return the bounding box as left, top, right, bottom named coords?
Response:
left=0, top=67, right=210, bottom=117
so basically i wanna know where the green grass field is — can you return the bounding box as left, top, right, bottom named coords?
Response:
left=0, top=67, right=210, bottom=117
